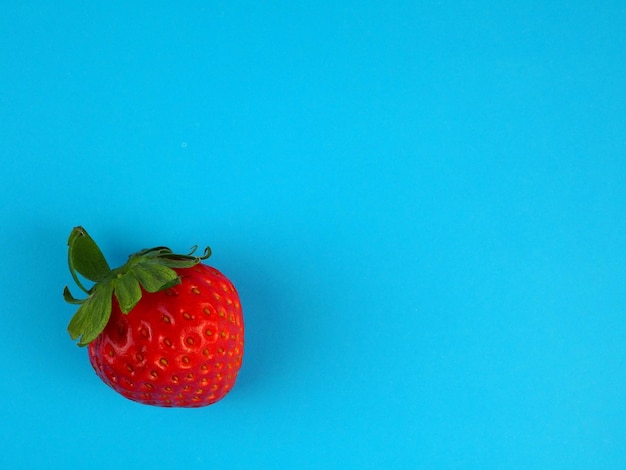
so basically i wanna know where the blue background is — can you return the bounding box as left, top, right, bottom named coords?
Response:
left=1, top=2, right=625, bottom=468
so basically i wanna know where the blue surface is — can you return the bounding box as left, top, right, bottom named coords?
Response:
left=1, top=2, right=626, bottom=468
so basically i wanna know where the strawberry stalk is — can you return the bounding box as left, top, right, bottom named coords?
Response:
left=64, top=227, right=211, bottom=346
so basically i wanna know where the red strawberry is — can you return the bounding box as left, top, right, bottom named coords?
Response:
left=63, top=227, right=244, bottom=407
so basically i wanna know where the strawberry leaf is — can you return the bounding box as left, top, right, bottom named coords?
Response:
left=132, top=262, right=180, bottom=293
left=68, top=227, right=111, bottom=287
left=63, top=286, right=84, bottom=305
left=113, top=272, right=142, bottom=314
left=67, top=282, right=114, bottom=347
left=64, top=226, right=212, bottom=346
left=159, top=257, right=203, bottom=269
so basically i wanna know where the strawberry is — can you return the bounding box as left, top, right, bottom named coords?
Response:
left=63, top=227, right=244, bottom=407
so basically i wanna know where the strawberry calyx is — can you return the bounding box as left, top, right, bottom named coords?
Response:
left=63, top=226, right=211, bottom=346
